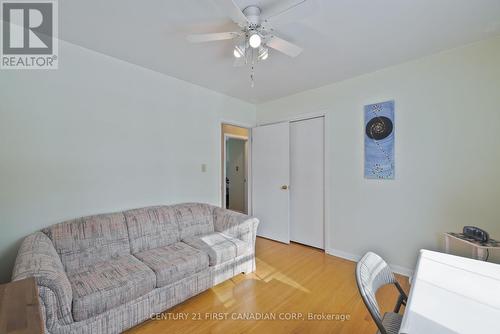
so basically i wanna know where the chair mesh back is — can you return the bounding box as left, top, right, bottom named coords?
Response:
left=356, top=252, right=396, bottom=322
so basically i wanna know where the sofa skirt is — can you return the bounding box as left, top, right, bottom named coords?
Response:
left=47, top=253, right=255, bottom=334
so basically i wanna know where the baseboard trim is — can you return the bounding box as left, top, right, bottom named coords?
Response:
left=390, top=264, right=414, bottom=278
left=325, top=247, right=414, bottom=278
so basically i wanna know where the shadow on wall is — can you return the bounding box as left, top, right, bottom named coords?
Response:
left=0, top=239, right=23, bottom=283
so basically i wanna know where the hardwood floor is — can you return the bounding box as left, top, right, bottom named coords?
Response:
left=126, top=237, right=409, bottom=334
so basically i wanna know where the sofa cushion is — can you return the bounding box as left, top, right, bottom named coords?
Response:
left=43, top=212, right=130, bottom=273
left=124, top=206, right=180, bottom=253
left=172, top=203, right=215, bottom=239
left=182, top=232, right=249, bottom=266
left=135, top=242, right=209, bottom=287
left=68, top=255, right=155, bottom=322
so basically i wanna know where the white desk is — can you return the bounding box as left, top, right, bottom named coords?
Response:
left=399, top=250, right=500, bottom=334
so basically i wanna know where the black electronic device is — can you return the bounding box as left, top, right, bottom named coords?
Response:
left=463, top=226, right=490, bottom=243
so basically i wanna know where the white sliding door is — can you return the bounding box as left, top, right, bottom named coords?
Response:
left=290, top=117, right=324, bottom=249
left=252, top=122, right=290, bottom=243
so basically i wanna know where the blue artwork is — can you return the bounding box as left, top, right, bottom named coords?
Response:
left=364, top=100, right=395, bottom=179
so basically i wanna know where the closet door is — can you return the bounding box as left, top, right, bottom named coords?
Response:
left=290, top=117, right=324, bottom=249
left=252, top=122, right=290, bottom=243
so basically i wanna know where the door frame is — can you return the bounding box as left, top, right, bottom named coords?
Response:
left=220, top=121, right=253, bottom=214
left=256, top=111, right=331, bottom=253
left=223, top=134, right=249, bottom=213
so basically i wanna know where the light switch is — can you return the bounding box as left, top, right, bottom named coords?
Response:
left=201, top=164, right=207, bottom=172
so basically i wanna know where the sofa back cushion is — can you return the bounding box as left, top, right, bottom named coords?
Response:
left=172, top=203, right=215, bottom=239
left=43, top=212, right=130, bottom=273
left=124, top=206, right=180, bottom=253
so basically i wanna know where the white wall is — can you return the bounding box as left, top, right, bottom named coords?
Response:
left=0, top=40, right=255, bottom=283
left=2, top=35, right=499, bottom=283
left=256, top=37, right=500, bottom=273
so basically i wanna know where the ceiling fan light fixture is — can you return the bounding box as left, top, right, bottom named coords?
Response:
left=233, top=47, right=242, bottom=58
left=249, top=32, right=262, bottom=48
left=258, top=46, right=269, bottom=60
left=233, top=44, right=245, bottom=58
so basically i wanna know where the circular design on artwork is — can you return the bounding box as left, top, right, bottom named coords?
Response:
left=366, top=116, right=393, bottom=140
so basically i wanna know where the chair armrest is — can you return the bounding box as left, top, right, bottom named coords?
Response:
left=12, top=232, right=74, bottom=326
left=213, top=207, right=259, bottom=251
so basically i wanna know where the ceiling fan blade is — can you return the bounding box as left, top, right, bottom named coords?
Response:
left=212, top=0, right=249, bottom=27
left=266, top=35, right=303, bottom=57
left=187, top=32, right=239, bottom=43
left=261, top=0, right=307, bottom=22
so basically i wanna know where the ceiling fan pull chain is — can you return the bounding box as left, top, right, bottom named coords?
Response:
left=250, top=65, right=255, bottom=88
left=249, top=47, right=257, bottom=88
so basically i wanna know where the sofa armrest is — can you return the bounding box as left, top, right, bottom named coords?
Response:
left=12, top=232, right=74, bottom=326
left=213, top=207, right=259, bottom=251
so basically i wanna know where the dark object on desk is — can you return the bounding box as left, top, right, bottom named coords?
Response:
left=463, top=226, right=490, bottom=243
left=0, top=277, right=44, bottom=334
left=448, top=232, right=500, bottom=247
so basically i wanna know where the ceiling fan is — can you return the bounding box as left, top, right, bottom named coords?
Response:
left=187, top=0, right=308, bottom=87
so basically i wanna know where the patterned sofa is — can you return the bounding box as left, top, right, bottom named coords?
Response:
left=12, top=203, right=259, bottom=334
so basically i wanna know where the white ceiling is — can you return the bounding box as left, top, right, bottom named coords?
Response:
left=59, top=0, right=500, bottom=103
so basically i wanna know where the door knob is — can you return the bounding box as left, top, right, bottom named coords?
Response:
left=281, top=185, right=288, bottom=190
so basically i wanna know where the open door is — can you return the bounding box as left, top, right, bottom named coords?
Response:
left=252, top=122, right=290, bottom=243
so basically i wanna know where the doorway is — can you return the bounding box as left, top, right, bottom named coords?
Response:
left=221, top=124, right=249, bottom=214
